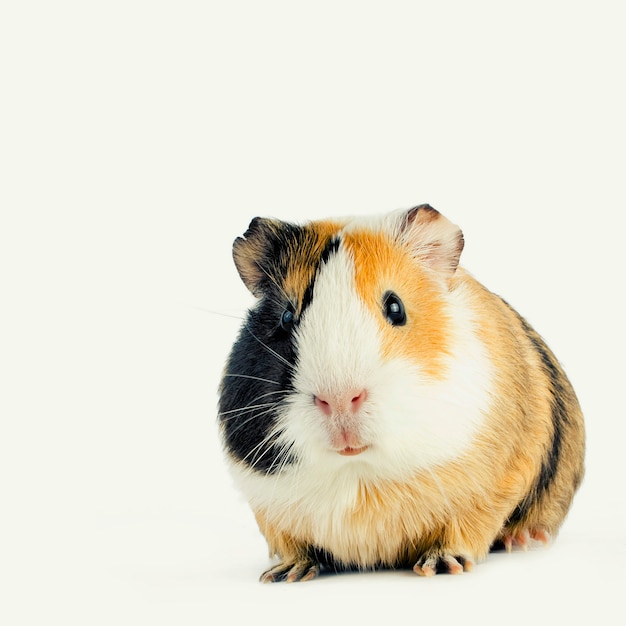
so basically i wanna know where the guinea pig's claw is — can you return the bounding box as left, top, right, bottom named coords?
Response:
left=413, top=553, right=474, bottom=577
left=260, top=559, right=320, bottom=583
left=501, top=528, right=551, bottom=553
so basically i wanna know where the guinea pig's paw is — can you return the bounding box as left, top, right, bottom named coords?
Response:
left=260, top=558, right=320, bottom=583
left=501, top=528, right=551, bottom=553
left=413, top=552, right=475, bottom=577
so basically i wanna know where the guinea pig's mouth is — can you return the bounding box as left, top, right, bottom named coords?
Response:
left=337, top=445, right=369, bottom=456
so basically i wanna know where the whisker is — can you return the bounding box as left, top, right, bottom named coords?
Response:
left=218, top=400, right=282, bottom=418
left=221, top=410, right=270, bottom=435
left=219, top=389, right=287, bottom=415
left=192, top=306, right=245, bottom=320
left=222, top=373, right=282, bottom=386
left=265, top=440, right=296, bottom=476
left=222, top=401, right=286, bottom=436
left=242, top=429, right=280, bottom=467
left=242, top=418, right=293, bottom=471
left=220, top=405, right=283, bottom=431
left=243, top=323, right=295, bottom=370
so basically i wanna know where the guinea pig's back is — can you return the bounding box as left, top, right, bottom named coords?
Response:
left=453, top=269, right=585, bottom=541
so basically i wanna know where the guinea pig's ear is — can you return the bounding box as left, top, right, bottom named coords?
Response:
left=398, top=204, right=464, bottom=277
left=232, top=217, right=279, bottom=297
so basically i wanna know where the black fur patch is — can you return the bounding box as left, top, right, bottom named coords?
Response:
left=220, top=223, right=341, bottom=474
left=307, top=546, right=384, bottom=574
left=301, top=236, right=341, bottom=314
left=320, top=236, right=341, bottom=266
left=501, top=299, right=569, bottom=525
left=219, top=297, right=298, bottom=474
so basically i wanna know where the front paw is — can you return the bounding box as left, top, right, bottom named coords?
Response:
left=260, top=558, right=320, bottom=583
left=413, top=551, right=475, bottom=577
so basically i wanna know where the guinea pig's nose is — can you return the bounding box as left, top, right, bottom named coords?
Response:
left=314, top=389, right=368, bottom=417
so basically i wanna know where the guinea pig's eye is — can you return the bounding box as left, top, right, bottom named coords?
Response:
left=383, top=291, right=407, bottom=326
left=280, top=305, right=296, bottom=331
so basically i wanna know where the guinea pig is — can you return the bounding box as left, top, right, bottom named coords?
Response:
left=218, top=204, right=585, bottom=582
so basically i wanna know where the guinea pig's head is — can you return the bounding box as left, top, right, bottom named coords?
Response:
left=219, top=205, right=491, bottom=482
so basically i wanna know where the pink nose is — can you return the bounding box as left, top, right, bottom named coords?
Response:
left=314, top=389, right=368, bottom=417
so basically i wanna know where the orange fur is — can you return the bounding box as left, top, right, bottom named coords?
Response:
left=283, top=221, right=342, bottom=314
left=344, top=229, right=451, bottom=378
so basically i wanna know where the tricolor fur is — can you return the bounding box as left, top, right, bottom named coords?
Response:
left=218, top=205, right=585, bottom=581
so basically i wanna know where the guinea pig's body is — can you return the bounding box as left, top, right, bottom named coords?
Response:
left=218, top=205, right=585, bottom=582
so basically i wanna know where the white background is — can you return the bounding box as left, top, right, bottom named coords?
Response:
left=2, top=2, right=625, bottom=624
